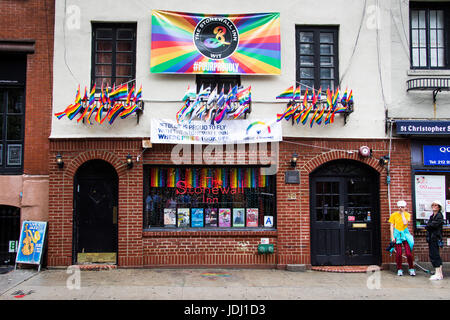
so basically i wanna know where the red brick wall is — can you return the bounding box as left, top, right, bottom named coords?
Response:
left=48, top=137, right=446, bottom=268
left=0, top=0, right=54, bottom=175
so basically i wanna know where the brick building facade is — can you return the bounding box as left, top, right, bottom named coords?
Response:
left=0, top=0, right=54, bottom=265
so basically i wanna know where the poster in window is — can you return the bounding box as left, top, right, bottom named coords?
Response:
left=191, top=208, right=204, bottom=227
left=414, top=175, right=446, bottom=220
left=177, top=208, right=190, bottom=227
left=232, top=208, right=245, bottom=227
left=219, top=208, right=231, bottom=227
left=7, top=144, right=22, bottom=166
left=205, top=208, right=218, bottom=227
left=164, top=208, right=176, bottom=227
left=246, top=208, right=259, bottom=227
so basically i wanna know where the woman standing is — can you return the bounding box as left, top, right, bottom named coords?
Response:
left=426, top=200, right=445, bottom=281
left=389, top=200, right=415, bottom=276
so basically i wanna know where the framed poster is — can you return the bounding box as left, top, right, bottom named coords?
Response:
left=246, top=208, right=259, bottom=227
left=177, top=208, right=190, bottom=227
left=191, top=208, right=204, bottom=227
left=16, top=221, right=47, bottom=269
left=205, top=208, right=218, bottom=227
left=232, top=208, right=245, bottom=227
left=414, top=175, right=446, bottom=220
left=218, top=208, right=231, bottom=227
left=164, top=208, right=176, bottom=227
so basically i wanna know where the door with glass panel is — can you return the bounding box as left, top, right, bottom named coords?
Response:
left=310, top=160, right=381, bottom=266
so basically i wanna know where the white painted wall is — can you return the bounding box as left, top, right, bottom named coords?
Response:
left=51, top=0, right=399, bottom=139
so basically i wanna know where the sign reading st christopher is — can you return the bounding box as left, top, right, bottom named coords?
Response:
left=194, top=17, right=239, bottom=60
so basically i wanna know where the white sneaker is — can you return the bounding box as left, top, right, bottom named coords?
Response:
left=429, top=274, right=443, bottom=281
left=409, top=269, right=416, bottom=276
left=397, top=269, right=403, bottom=276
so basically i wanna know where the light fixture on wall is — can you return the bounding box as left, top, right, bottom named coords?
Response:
left=56, top=153, right=64, bottom=169
left=379, top=155, right=389, bottom=166
left=126, top=154, right=133, bottom=169
left=290, top=152, right=298, bottom=168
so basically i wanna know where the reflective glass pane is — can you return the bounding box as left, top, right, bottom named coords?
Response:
left=320, top=56, right=333, bottom=66
left=117, top=29, right=134, bottom=40
left=96, top=53, right=112, bottom=64
left=7, top=89, right=24, bottom=114
left=117, top=41, right=133, bottom=52
left=419, top=10, right=426, bottom=28
left=299, top=68, right=314, bottom=79
left=300, top=44, right=314, bottom=55
left=320, top=80, right=334, bottom=91
left=299, top=32, right=313, bottom=43
left=411, top=11, right=418, bottom=28
left=300, top=55, right=314, bottom=66
left=320, top=44, right=333, bottom=55
left=7, top=115, right=22, bottom=140
left=116, top=52, right=133, bottom=64
left=96, top=40, right=113, bottom=52
left=320, top=33, right=333, bottom=43
left=0, top=115, right=2, bottom=138
left=430, top=10, right=437, bottom=28
left=0, top=90, right=4, bottom=113
left=116, top=65, right=132, bottom=77
left=95, top=65, right=112, bottom=77
left=320, top=68, right=334, bottom=79
left=7, top=144, right=21, bottom=166
left=96, top=28, right=113, bottom=39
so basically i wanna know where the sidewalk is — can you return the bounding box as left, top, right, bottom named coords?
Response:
left=0, top=266, right=448, bottom=301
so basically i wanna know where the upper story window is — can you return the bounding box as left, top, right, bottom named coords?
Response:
left=0, top=54, right=26, bottom=175
left=196, top=75, right=241, bottom=94
left=91, top=23, right=137, bottom=89
left=296, top=26, right=339, bottom=93
left=410, top=3, right=450, bottom=69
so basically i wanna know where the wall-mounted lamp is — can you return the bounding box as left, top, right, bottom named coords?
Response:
left=56, top=153, right=64, bottom=169
left=290, top=152, right=298, bottom=168
left=379, top=155, right=390, bottom=166
left=126, top=154, right=133, bottom=169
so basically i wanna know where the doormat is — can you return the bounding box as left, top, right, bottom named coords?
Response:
left=76, top=264, right=117, bottom=271
left=311, top=266, right=382, bottom=273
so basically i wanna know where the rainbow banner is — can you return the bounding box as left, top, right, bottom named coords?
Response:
left=151, top=10, right=281, bottom=75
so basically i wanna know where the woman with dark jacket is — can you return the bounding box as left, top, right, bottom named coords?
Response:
left=426, top=200, right=445, bottom=280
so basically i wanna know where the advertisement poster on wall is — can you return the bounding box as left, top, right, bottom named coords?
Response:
left=414, top=175, right=446, bottom=221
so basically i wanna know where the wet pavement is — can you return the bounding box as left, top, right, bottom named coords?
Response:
left=0, top=266, right=448, bottom=301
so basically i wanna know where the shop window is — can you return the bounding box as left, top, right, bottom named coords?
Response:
left=196, top=75, right=240, bottom=94
left=295, top=26, right=339, bottom=93
left=143, top=166, right=276, bottom=229
left=91, top=23, right=137, bottom=89
left=410, top=3, right=450, bottom=69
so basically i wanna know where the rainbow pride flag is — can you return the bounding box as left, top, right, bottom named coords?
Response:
left=150, top=10, right=280, bottom=75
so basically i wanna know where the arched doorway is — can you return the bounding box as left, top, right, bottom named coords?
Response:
left=310, top=159, right=381, bottom=266
left=73, top=160, right=118, bottom=264
left=0, top=205, right=20, bottom=266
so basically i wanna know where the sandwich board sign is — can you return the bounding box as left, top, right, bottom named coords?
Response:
left=15, top=221, right=47, bottom=271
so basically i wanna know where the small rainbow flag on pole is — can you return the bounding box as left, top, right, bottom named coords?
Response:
left=276, top=86, right=294, bottom=100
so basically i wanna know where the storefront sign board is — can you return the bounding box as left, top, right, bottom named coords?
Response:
left=396, top=120, right=450, bottom=135
left=423, top=145, right=450, bottom=166
left=151, top=119, right=282, bottom=144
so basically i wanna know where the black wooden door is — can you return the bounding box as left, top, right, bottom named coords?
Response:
left=310, top=160, right=380, bottom=266
left=74, top=160, right=118, bottom=263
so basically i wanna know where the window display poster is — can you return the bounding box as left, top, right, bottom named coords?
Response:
left=414, top=175, right=446, bottom=220
left=205, top=208, right=218, bottom=227
left=219, top=208, right=231, bottom=227
left=177, top=208, right=190, bottom=227
left=191, top=208, right=204, bottom=227
left=246, top=208, right=259, bottom=227
left=164, top=208, right=176, bottom=227
left=16, top=221, right=47, bottom=266
left=232, top=208, right=245, bottom=227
